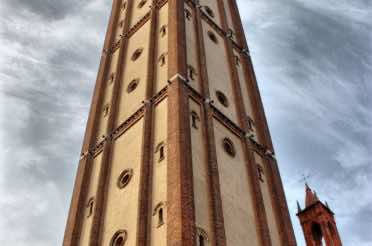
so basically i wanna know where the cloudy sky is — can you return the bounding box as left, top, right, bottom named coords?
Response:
left=0, top=0, right=371, bottom=245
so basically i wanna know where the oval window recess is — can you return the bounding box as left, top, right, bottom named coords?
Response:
left=117, top=169, right=133, bottom=189
left=131, top=48, right=143, bottom=61
left=110, top=230, right=128, bottom=246
left=137, top=0, right=147, bottom=9
left=222, top=138, right=236, bottom=157
left=204, top=6, right=215, bottom=18
left=215, top=90, right=229, bottom=107
left=207, top=30, right=218, bottom=44
left=127, top=79, right=139, bottom=93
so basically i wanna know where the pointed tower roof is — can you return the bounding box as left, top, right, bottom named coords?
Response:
left=305, top=183, right=319, bottom=207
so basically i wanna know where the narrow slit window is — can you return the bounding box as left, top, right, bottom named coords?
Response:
left=159, top=53, right=167, bottom=66
left=160, top=25, right=167, bottom=37
left=257, top=164, right=264, bottom=182
left=86, top=197, right=94, bottom=218
left=155, top=142, right=166, bottom=162
left=109, top=73, right=115, bottom=84
left=159, top=146, right=165, bottom=161
left=235, top=55, right=240, bottom=66
left=187, top=65, right=197, bottom=81
left=103, top=104, right=110, bottom=117
left=158, top=207, right=164, bottom=227
left=191, top=111, right=200, bottom=129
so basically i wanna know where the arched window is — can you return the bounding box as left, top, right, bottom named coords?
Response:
left=117, top=169, right=133, bottom=189
left=86, top=197, right=94, bottom=218
left=158, top=53, right=167, bottom=66
left=110, top=230, right=128, bottom=246
left=311, top=223, right=323, bottom=245
left=196, top=227, right=209, bottom=246
left=207, top=30, right=218, bottom=44
left=215, top=90, right=229, bottom=107
left=131, top=48, right=143, bottom=61
left=191, top=111, right=200, bottom=129
left=155, top=142, right=166, bottom=162
left=153, top=202, right=166, bottom=228
left=222, top=138, right=236, bottom=157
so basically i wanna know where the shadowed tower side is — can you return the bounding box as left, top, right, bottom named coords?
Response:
left=63, top=0, right=296, bottom=245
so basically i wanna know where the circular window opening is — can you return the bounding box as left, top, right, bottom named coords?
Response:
left=215, top=90, right=229, bottom=107
left=222, top=138, right=236, bottom=157
left=127, top=79, right=139, bottom=93
left=110, top=230, right=127, bottom=246
left=137, top=0, right=147, bottom=9
left=117, top=169, right=133, bottom=189
left=207, top=30, right=218, bottom=44
left=204, top=6, right=215, bottom=18
left=131, top=48, right=143, bottom=61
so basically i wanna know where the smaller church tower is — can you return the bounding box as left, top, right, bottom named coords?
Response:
left=297, top=184, right=342, bottom=246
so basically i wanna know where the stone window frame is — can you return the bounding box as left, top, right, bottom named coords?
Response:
left=110, top=230, right=128, bottom=246
left=117, top=169, right=134, bottom=189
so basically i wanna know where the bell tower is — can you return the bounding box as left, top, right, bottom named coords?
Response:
left=297, top=184, right=342, bottom=246
left=63, top=0, right=297, bottom=245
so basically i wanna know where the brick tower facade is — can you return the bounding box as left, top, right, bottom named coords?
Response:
left=297, top=185, right=342, bottom=246
left=63, top=0, right=296, bottom=245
